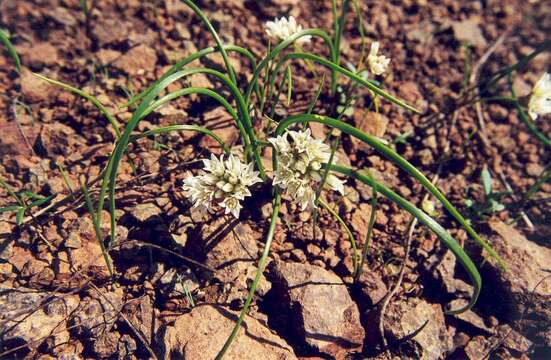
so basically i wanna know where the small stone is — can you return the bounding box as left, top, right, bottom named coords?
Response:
left=452, top=19, right=487, bottom=48
left=21, top=42, right=59, bottom=68
left=20, top=69, right=55, bottom=103
left=352, top=110, right=389, bottom=150
left=356, top=268, right=388, bottom=307
left=113, top=44, right=158, bottom=76
left=130, top=202, right=162, bottom=222
left=384, top=298, right=452, bottom=360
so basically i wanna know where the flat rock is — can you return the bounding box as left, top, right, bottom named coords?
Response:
left=352, top=110, right=389, bottom=151
left=158, top=304, right=296, bottom=359
left=70, top=288, right=124, bottom=338
left=270, top=261, right=365, bottom=358
left=19, top=42, right=59, bottom=68
left=20, top=69, right=55, bottom=103
left=355, top=268, right=387, bottom=308
left=451, top=19, right=487, bottom=48
left=482, top=221, right=551, bottom=346
left=197, top=219, right=258, bottom=283
left=384, top=298, right=451, bottom=360
left=0, top=287, right=79, bottom=352
left=130, top=202, right=162, bottom=222
left=113, top=44, right=158, bottom=76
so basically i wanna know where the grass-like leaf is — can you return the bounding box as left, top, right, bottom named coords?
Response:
left=276, top=114, right=504, bottom=268
left=0, top=29, right=21, bottom=73
left=329, top=164, right=481, bottom=314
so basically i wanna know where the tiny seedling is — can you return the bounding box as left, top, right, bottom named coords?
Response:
left=465, top=166, right=510, bottom=221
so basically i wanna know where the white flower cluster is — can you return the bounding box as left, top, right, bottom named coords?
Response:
left=265, top=16, right=311, bottom=44
left=528, top=72, right=551, bottom=121
left=268, top=129, right=344, bottom=210
left=367, top=41, right=390, bottom=76
left=182, top=154, right=261, bottom=218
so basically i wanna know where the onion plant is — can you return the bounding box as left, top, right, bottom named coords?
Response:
left=32, top=0, right=506, bottom=357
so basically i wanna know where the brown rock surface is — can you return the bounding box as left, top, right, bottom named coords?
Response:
left=384, top=298, right=451, bottom=360
left=270, top=261, right=365, bottom=358
left=158, top=304, right=296, bottom=359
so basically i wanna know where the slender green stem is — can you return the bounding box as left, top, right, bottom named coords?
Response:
left=33, top=73, right=122, bottom=138
left=332, top=0, right=351, bottom=94
left=276, top=114, right=503, bottom=267
left=356, top=174, right=378, bottom=280
left=244, top=29, right=335, bottom=105
left=216, top=192, right=281, bottom=359
left=329, top=164, right=481, bottom=314
left=129, top=124, right=230, bottom=154
left=125, top=45, right=257, bottom=108
left=318, top=197, right=359, bottom=276
left=80, top=177, right=114, bottom=277
left=181, top=0, right=237, bottom=85
left=142, top=87, right=250, bottom=151
left=271, top=53, right=420, bottom=113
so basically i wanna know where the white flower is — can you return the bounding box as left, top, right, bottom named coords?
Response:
left=528, top=73, right=551, bottom=121
left=182, top=154, right=262, bottom=218
left=368, top=41, right=390, bottom=76
left=269, top=129, right=344, bottom=210
left=265, top=16, right=311, bottom=44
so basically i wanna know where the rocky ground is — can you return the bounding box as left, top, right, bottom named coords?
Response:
left=0, top=0, right=550, bottom=359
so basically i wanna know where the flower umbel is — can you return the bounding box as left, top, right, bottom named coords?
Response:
left=367, top=41, right=390, bottom=76
left=269, top=129, right=344, bottom=210
left=528, top=72, right=551, bottom=121
left=265, top=16, right=311, bottom=44
left=183, top=154, right=262, bottom=218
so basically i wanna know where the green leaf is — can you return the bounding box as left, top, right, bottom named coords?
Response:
left=481, top=166, right=492, bottom=196
left=16, top=207, right=25, bottom=225
left=0, top=205, right=21, bottom=214
left=0, top=28, right=22, bottom=73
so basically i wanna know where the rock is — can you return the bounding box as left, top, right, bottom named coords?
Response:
left=70, top=288, right=124, bottom=338
left=91, top=332, right=119, bottom=358
left=123, top=295, right=156, bottom=344
left=0, top=287, right=79, bottom=353
left=170, top=215, right=194, bottom=248
left=352, top=110, right=389, bottom=150
left=20, top=42, right=59, bottom=68
left=355, top=268, right=387, bottom=308
left=113, top=44, right=158, bottom=76
left=66, top=218, right=112, bottom=281
left=35, top=123, right=76, bottom=157
left=384, top=298, right=451, bottom=360
left=481, top=221, right=551, bottom=346
left=458, top=325, right=532, bottom=360
left=47, top=7, right=78, bottom=27
left=95, top=49, right=121, bottom=66
left=269, top=261, right=365, bottom=358
left=20, top=69, right=55, bottom=103
left=452, top=19, right=487, bottom=48
left=198, top=107, right=240, bottom=152
left=92, top=18, right=130, bottom=46
left=130, top=202, right=162, bottom=222
left=448, top=299, right=494, bottom=335
left=424, top=250, right=473, bottom=297
left=197, top=219, right=259, bottom=283
left=158, top=304, right=296, bottom=359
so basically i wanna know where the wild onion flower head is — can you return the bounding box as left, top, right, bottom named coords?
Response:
left=182, top=154, right=262, bottom=218
left=265, top=16, right=311, bottom=44
left=368, top=41, right=390, bottom=76
left=269, top=129, right=344, bottom=210
left=528, top=72, right=551, bottom=121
